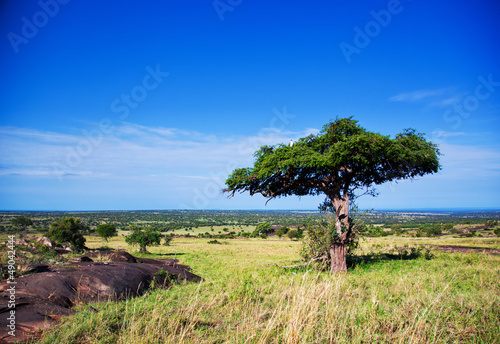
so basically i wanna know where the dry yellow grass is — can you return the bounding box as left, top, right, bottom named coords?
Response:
left=35, top=236, right=500, bottom=343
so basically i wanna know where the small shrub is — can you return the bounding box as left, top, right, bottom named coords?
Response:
left=163, top=234, right=173, bottom=246
left=287, top=229, right=298, bottom=240
left=46, top=217, right=87, bottom=251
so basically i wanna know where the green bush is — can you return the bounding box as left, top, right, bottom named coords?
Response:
left=443, top=223, right=454, bottom=231
left=11, top=216, right=33, bottom=231
left=163, top=234, right=173, bottom=246
left=252, top=222, right=273, bottom=237
left=287, top=229, right=299, bottom=240
left=486, top=220, right=498, bottom=229
left=46, top=217, right=87, bottom=251
left=276, top=226, right=290, bottom=238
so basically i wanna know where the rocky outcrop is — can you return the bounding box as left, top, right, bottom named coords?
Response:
left=0, top=250, right=201, bottom=343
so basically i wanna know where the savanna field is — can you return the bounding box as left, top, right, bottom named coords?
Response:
left=29, top=233, right=500, bottom=344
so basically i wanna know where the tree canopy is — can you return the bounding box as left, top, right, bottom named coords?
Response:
left=225, top=117, right=440, bottom=272
left=125, top=226, right=163, bottom=253
left=11, top=216, right=33, bottom=231
left=225, top=118, right=440, bottom=201
left=96, top=223, right=118, bottom=242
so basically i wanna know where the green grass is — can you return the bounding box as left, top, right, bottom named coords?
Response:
left=29, top=236, right=500, bottom=343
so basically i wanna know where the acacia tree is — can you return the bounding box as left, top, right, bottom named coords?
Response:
left=125, top=226, right=162, bottom=253
left=224, top=118, right=440, bottom=272
left=96, top=223, right=118, bottom=243
left=11, top=216, right=33, bottom=231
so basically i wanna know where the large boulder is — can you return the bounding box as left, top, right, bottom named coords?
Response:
left=0, top=252, right=201, bottom=343
left=37, top=237, right=53, bottom=248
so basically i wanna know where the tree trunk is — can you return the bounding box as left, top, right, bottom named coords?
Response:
left=328, top=191, right=350, bottom=273
left=332, top=193, right=349, bottom=237
left=329, top=242, right=347, bottom=273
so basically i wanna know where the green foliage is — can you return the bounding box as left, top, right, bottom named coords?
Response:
left=225, top=118, right=440, bottom=202
left=280, top=226, right=290, bottom=234
left=95, top=223, right=118, bottom=242
left=300, top=210, right=363, bottom=268
left=443, top=223, right=454, bottom=231
left=11, top=216, right=33, bottom=230
left=300, top=216, right=335, bottom=266
left=276, top=226, right=290, bottom=238
left=494, top=228, right=500, bottom=237
left=287, top=229, right=299, bottom=240
left=163, top=233, right=173, bottom=246
left=46, top=217, right=87, bottom=251
left=416, top=224, right=443, bottom=237
left=369, top=227, right=391, bottom=237
left=254, top=222, right=273, bottom=235
left=391, top=224, right=402, bottom=234
left=125, top=227, right=162, bottom=253
left=485, top=220, right=498, bottom=229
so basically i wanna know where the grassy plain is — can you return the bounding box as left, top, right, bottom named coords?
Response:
left=35, top=235, right=500, bottom=344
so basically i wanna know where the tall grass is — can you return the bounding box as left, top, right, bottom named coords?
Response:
left=35, top=237, right=500, bottom=343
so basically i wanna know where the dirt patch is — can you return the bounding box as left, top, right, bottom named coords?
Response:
left=0, top=250, right=201, bottom=343
left=426, top=244, right=500, bottom=255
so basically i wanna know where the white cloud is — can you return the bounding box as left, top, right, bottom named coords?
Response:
left=2, top=123, right=498, bottom=210
left=389, top=88, right=450, bottom=102
left=431, top=130, right=467, bottom=138
left=434, top=143, right=500, bottom=180
left=389, top=87, right=467, bottom=109
left=0, top=122, right=313, bottom=180
left=428, top=95, right=464, bottom=108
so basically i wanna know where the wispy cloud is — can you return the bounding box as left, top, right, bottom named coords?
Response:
left=434, top=143, right=500, bottom=180
left=431, top=130, right=467, bottom=138
left=0, top=122, right=311, bottom=180
left=389, top=88, right=449, bottom=102
left=389, top=87, right=464, bottom=108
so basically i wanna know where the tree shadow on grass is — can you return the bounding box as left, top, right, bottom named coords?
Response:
left=347, top=247, right=433, bottom=269
left=274, top=247, right=433, bottom=274
left=154, top=252, right=186, bottom=257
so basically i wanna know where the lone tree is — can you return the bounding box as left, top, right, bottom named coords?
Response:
left=11, top=216, right=33, bottom=231
left=125, top=226, right=163, bottom=253
left=224, top=118, right=440, bottom=272
left=253, top=222, right=273, bottom=237
left=96, top=223, right=118, bottom=243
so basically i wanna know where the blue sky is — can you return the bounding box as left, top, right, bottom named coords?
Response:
left=0, top=0, right=499, bottom=211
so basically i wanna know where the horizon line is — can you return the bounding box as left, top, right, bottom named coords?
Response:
left=1, top=207, right=499, bottom=213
